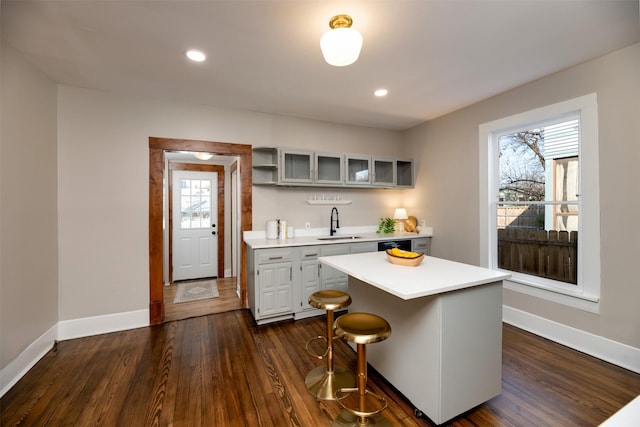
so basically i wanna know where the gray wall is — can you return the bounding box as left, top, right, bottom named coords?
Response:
left=405, top=43, right=640, bottom=348
left=1, top=43, right=59, bottom=366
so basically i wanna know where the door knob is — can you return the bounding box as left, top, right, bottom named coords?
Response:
left=212, top=231, right=217, bottom=235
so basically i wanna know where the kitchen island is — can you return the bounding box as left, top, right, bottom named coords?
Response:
left=319, top=251, right=510, bottom=425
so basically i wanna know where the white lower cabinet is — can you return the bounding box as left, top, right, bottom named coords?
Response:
left=319, top=244, right=350, bottom=293
left=247, top=247, right=294, bottom=325
left=295, top=247, right=322, bottom=319
left=258, top=262, right=293, bottom=317
left=294, top=244, right=352, bottom=320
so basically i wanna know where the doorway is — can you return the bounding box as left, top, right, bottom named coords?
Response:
left=148, top=137, right=252, bottom=325
left=165, top=162, right=231, bottom=322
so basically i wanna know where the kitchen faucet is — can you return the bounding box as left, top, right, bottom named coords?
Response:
left=330, top=207, right=340, bottom=236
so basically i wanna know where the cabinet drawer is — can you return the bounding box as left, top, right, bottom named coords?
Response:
left=299, top=246, right=320, bottom=259
left=256, top=247, right=294, bottom=264
left=412, top=238, right=430, bottom=254
left=350, top=241, right=378, bottom=253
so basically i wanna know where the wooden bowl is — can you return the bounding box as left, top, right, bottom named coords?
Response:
left=385, top=249, right=425, bottom=267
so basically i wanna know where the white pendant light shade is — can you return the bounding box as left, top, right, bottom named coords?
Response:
left=193, top=152, right=213, bottom=160
left=320, top=15, right=363, bottom=67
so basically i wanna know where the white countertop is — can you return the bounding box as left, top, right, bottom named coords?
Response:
left=319, top=251, right=510, bottom=300
left=244, top=228, right=432, bottom=249
left=599, top=395, right=640, bottom=427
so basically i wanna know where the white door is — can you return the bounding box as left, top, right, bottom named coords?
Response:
left=172, top=171, right=218, bottom=281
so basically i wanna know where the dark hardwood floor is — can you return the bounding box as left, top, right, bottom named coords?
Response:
left=2, top=310, right=639, bottom=426
left=164, top=277, right=242, bottom=322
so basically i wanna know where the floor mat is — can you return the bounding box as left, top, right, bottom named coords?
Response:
left=173, top=280, right=219, bottom=304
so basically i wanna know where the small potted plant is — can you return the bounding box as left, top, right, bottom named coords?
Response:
left=376, top=217, right=397, bottom=234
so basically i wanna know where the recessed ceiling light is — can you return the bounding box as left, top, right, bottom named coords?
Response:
left=374, top=89, right=388, bottom=97
left=186, top=49, right=206, bottom=62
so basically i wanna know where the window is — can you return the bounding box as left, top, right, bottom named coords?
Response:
left=497, top=118, right=579, bottom=284
left=479, top=94, right=600, bottom=312
left=180, top=178, right=212, bottom=229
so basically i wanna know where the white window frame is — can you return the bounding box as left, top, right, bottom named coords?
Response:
left=479, top=94, right=601, bottom=312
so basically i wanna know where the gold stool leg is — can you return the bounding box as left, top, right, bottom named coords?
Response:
left=305, top=309, right=355, bottom=400
left=332, top=344, right=391, bottom=427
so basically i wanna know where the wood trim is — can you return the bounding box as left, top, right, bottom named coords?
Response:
left=148, top=147, right=165, bottom=323
left=168, top=163, right=225, bottom=281
left=230, top=159, right=238, bottom=276
left=149, top=137, right=252, bottom=325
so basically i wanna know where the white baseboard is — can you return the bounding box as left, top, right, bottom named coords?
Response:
left=503, top=305, right=640, bottom=374
left=224, top=268, right=232, bottom=278
left=57, top=309, right=149, bottom=341
left=0, top=324, right=57, bottom=397
left=1, top=309, right=150, bottom=398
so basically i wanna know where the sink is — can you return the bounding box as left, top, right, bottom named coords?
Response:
left=316, top=235, right=362, bottom=241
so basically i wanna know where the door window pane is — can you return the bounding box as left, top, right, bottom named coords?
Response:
left=179, top=178, right=211, bottom=229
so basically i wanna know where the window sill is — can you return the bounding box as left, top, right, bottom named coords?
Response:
left=502, top=273, right=600, bottom=313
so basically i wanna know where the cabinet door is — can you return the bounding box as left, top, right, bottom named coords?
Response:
left=299, top=247, right=320, bottom=310
left=372, top=157, right=396, bottom=186
left=281, top=150, right=313, bottom=183
left=258, top=262, right=293, bottom=317
left=396, top=159, right=414, bottom=187
left=300, top=259, right=321, bottom=311
left=345, top=155, right=371, bottom=185
left=320, top=245, right=349, bottom=292
left=315, top=152, right=344, bottom=185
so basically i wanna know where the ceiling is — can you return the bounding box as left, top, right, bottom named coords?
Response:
left=2, top=1, right=639, bottom=131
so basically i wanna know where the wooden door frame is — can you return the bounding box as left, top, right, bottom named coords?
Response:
left=230, top=160, right=238, bottom=277
left=149, top=137, right=252, bottom=325
left=168, top=163, right=225, bottom=282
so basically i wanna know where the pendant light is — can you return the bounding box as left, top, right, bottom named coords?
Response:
left=320, top=14, right=363, bottom=67
left=193, top=152, right=213, bottom=160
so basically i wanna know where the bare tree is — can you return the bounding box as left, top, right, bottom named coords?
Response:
left=499, top=130, right=545, bottom=201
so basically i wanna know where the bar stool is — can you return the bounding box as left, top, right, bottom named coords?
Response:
left=333, top=312, right=392, bottom=427
left=305, top=290, right=356, bottom=400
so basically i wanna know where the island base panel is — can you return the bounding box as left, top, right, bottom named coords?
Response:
left=348, top=277, right=503, bottom=425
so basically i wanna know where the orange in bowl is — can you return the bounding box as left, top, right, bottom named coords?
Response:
left=385, top=249, right=425, bottom=266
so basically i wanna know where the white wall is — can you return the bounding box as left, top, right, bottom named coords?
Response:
left=56, top=86, right=405, bottom=321
left=0, top=43, right=59, bottom=367
left=405, top=43, right=640, bottom=349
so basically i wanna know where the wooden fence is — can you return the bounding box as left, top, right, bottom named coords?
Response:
left=497, top=228, right=578, bottom=284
